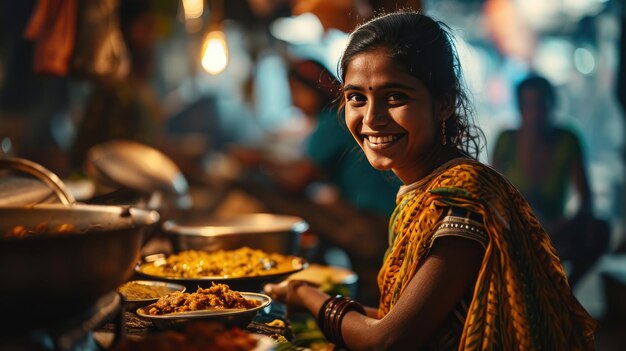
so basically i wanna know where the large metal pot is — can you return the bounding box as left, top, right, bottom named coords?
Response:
left=0, top=204, right=159, bottom=332
left=163, top=213, right=309, bottom=255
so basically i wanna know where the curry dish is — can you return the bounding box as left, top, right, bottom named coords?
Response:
left=139, top=247, right=300, bottom=278
left=145, top=283, right=260, bottom=315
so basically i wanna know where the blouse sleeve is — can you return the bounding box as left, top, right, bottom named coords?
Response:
left=429, top=207, right=488, bottom=250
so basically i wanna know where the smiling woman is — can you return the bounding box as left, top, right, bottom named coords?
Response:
left=343, top=48, right=442, bottom=182
left=264, top=11, right=596, bottom=351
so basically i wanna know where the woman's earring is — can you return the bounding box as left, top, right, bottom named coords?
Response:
left=441, top=120, right=447, bottom=145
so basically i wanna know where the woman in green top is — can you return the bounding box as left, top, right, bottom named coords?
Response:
left=492, top=75, right=608, bottom=286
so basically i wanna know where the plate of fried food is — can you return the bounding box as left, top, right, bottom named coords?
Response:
left=134, top=247, right=308, bottom=292
left=136, top=283, right=272, bottom=329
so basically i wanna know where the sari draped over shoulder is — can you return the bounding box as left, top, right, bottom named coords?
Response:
left=377, top=158, right=596, bottom=350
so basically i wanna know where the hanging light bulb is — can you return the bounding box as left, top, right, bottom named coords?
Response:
left=182, top=0, right=204, bottom=32
left=199, top=0, right=228, bottom=75
left=182, top=0, right=203, bottom=19
left=201, top=29, right=228, bottom=75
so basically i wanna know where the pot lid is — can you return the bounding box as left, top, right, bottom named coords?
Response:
left=86, top=140, right=189, bottom=196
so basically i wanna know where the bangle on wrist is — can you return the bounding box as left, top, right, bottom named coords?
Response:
left=317, top=295, right=334, bottom=337
left=316, top=295, right=365, bottom=348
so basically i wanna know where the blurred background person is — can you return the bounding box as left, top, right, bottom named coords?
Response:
left=492, top=75, right=609, bottom=287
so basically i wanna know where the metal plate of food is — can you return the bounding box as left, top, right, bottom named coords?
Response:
left=117, top=280, right=186, bottom=311
left=134, top=248, right=308, bottom=292
left=136, top=288, right=271, bottom=329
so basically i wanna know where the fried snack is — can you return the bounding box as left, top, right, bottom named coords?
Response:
left=139, top=247, right=298, bottom=278
left=146, top=283, right=260, bottom=315
left=117, top=281, right=173, bottom=300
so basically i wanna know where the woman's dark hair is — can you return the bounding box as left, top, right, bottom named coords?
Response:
left=516, top=75, right=556, bottom=109
left=338, top=11, right=483, bottom=159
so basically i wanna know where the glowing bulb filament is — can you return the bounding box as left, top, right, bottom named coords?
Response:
left=201, top=30, right=228, bottom=75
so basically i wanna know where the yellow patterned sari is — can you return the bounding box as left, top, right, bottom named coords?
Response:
left=377, top=158, right=596, bottom=350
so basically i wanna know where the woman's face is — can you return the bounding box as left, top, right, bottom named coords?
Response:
left=343, top=47, right=443, bottom=183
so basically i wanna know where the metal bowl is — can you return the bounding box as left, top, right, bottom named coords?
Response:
left=117, top=280, right=186, bottom=311
left=136, top=292, right=272, bottom=329
left=163, top=213, right=309, bottom=255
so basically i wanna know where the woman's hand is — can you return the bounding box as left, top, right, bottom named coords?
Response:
left=264, top=280, right=315, bottom=311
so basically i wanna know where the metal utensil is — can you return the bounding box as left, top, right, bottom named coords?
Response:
left=163, top=213, right=309, bottom=254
